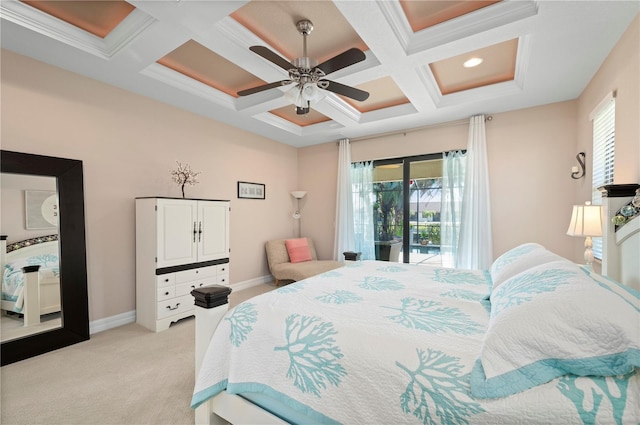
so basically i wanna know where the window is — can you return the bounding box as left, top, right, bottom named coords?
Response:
left=591, top=92, right=615, bottom=259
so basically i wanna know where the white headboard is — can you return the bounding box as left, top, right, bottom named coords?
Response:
left=1, top=235, right=59, bottom=273
left=599, top=184, right=640, bottom=290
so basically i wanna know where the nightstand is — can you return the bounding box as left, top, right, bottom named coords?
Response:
left=343, top=251, right=362, bottom=261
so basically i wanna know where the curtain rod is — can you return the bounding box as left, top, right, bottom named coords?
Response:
left=343, top=115, right=493, bottom=144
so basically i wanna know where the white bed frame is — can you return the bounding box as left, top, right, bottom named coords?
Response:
left=191, top=186, right=640, bottom=425
left=1, top=237, right=61, bottom=326
left=600, top=186, right=640, bottom=291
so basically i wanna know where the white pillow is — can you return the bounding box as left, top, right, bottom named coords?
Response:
left=471, top=260, right=640, bottom=399
left=489, top=243, right=568, bottom=292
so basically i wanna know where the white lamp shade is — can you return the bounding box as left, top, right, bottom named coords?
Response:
left=301, top=83, right=319, bottom=101
left=285, top=84, right=323, bottom=108
left=290, top=191, right=307, bottom=199
left=284, top=86, right=303, bottom=107
left=567, top=203, right=603, bottom=237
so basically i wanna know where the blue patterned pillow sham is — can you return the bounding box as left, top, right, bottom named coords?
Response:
left=489, top=243, right=569, bottom=292
left=471, top=260, right=640, bottom=399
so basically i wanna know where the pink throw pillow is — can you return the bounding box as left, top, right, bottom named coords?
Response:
left=285, top=238, right=312, bottom=263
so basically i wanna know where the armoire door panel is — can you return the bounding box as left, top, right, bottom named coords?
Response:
left=198, top=202, right=229, bottom=261
left=157, top=200, right=197, bottom=268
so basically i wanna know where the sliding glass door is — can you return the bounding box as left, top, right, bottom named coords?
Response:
left=372, top=162, right=404, bottom=262
left=406, top=158, right=442, bottom=265
left=372, top=154, right=442, bottom=265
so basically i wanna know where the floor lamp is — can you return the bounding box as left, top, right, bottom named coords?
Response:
left=291, top=191, right=307, bottom=238
left=567, top=201, right=603, bottom=270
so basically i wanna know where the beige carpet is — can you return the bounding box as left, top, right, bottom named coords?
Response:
left=0, top=283, right=275, bottom=425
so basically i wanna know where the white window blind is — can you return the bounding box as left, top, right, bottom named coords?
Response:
left=591, top=94, right=615, bottom=259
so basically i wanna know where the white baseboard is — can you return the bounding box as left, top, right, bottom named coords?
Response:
left=229, top=274, right=274, bottom=291
left=90, top=310, right=136, bottom=334
left=89, top=275, right=273, bottom=334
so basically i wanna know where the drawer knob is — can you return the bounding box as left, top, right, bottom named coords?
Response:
left=166, top=303, right=180, bottom=311
left=165, top=291, right=169, bottom=296
left=164, top=278, right=169, bottom=282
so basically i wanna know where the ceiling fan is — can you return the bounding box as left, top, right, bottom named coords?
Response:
left=237, top=19, right=369, bottom=115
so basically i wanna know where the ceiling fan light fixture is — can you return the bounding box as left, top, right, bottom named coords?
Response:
left=284, top=85, right=302, bottom=106
left=286, top=83, right=323, bottom=109
left=301, top=83, right=320, bottom=101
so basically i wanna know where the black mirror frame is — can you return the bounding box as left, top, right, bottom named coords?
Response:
left=1, top=150, right=89, bottom=366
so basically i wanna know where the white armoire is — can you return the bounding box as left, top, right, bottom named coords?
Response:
left=135, top=197, right=230, bottom=332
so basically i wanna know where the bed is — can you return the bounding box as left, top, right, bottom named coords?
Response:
left=1, top=235, right=61, bottom=326
left=191, top=188, right=640, bottom=425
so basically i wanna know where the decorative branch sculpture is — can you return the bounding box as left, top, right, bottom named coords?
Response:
left=170, top=161, right=201, bottom=198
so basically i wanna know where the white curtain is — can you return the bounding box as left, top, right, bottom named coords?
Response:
left=333, top=139, right=355, bottom=260
left=440, top=150, right=466, bottom=268
left=351, top=162, right=375, bottom=260
left=457, top=115, right=493, bottom=269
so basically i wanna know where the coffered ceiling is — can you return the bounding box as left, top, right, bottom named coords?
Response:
left=1, top=1, right=638, bottom=147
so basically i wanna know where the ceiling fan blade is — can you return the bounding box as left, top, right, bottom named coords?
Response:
left=249, top=46, right=294, bottom=71
left=322, top=80, right=370, bottom=102
left=237, top=80, right=292, bottom=97
left=315, top=48, right=366, bottom=75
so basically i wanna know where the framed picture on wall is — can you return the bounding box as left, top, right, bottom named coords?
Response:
left=25, top=190, right=59, bottom=229
left=237, top=181, right=265, bottom=200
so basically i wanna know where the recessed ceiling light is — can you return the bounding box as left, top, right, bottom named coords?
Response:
left=463, top=57, right=483, bottom=68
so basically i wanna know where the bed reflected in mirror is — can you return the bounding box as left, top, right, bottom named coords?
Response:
left=0, top=150, right=89, bottom=366
left=1, top=174, right=63, bottom=342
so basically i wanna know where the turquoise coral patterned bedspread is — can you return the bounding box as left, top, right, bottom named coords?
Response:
left=2, top=253, right=59, bottom=312
left=192, top=260, right=639, bottom=424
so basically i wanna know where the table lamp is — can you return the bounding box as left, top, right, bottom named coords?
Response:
left=567, top=201, right=603, bottom=269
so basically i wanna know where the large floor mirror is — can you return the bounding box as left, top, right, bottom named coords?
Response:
left=1, top=150, right=89, bottom=366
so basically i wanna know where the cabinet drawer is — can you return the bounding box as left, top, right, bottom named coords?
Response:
left=176, top=280, right=213, bottom=297
left=157, top=286, right=175, bottom=301
left=175, top=266, right=217, bottom=284
left=156, top=274, right=175, bottom=288
left=157, top=294, right=193, bottom=320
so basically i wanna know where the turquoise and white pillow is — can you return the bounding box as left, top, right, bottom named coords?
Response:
left=489, top=243, right=569, bottom=292
left=471, top=260, right=640, bottom=399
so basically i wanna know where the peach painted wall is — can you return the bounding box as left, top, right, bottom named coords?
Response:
left=486, top=103, right=577, bottom=258
left=297, top=142, right=341, bottom=258
left=299, top=101, right=578, bottom=262
left=1, top=50, right=299, bottom=322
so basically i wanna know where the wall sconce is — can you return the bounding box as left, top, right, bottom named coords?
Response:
left=571, top=152, right=586, bottom=179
